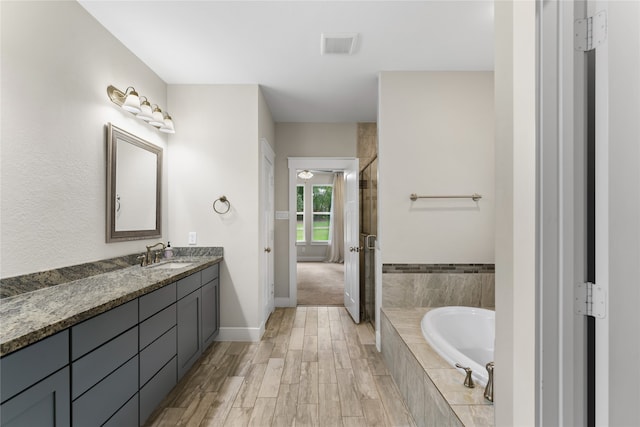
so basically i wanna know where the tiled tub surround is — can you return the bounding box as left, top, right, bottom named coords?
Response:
left=381, top=308, right=494, bottom=427
left=382, top=264, right=495, bottom=309
left=0, top=249, right=223, bottom=356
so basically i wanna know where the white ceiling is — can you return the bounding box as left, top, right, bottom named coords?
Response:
left=79, top=1, right=494, bottom=123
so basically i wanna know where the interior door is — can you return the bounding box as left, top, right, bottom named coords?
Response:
left=344, top=165, right=360, bottom=323
left=261, top=140, right=275, bottom=321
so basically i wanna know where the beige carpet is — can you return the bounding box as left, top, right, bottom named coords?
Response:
left=297, top=262, right=344, bottom=306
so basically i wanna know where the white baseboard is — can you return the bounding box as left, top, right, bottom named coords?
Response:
left=216, top=324, right=264, bottom=342
left=275, top=297, right=293, bottom=307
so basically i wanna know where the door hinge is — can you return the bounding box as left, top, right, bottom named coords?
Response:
left=575, top=11, right=607, bottom=52
left=575, top=282, right=606, bottom=318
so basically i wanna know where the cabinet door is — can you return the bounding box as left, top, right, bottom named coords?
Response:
left=0, top=367, right=70, bottom=427
left=177, top=289, right=201, bottom=379
left=201, top=278, right=219, bottom=349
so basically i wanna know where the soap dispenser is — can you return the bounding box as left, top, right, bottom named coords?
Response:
left=164, top=242, right=174, bottom=259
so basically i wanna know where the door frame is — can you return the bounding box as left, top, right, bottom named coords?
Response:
left=287, top=157, right=359, bottom=307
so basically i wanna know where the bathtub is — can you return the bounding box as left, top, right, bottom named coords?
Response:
left=421, top=306, right=495, bottom=386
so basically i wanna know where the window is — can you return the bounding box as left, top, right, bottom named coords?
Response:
left=312, top=185, right=332, bottom=242
left=296, top=185, right=305, bottom=242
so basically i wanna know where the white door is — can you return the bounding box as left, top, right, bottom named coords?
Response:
left=344, top=165, right=360, bottom=323
left=261, top=140, right=275, bottom=321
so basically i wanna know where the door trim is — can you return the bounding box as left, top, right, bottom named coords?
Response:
left=287, top=157, right=359, bottom=307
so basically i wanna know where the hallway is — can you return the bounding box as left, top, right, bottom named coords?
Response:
left=146, top=307, right=415, bottom=426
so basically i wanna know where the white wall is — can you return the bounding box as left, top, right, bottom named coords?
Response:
left=273, top=123, right=357, bottom=300
left=378, top=71, right=495, bottom=264
left=1, top=1, right=168, bottom=278
left=494, top=1, right=536, bottom=425
left=167, top=84, right=274, bottom=340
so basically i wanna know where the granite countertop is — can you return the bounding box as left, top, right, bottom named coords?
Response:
left=0, top=255, right=222, bottom=357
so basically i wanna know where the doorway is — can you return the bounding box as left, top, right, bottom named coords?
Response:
left=287, top=157, right=360, bottom=322
left=295, top=169, right=345, bottom=306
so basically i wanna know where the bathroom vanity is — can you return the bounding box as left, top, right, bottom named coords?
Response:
left=0, top=254, right=221, bottom=427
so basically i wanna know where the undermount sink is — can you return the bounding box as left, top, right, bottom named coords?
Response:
left=149, top=261, right=193, bottom=269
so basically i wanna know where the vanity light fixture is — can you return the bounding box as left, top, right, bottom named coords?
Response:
left=298, top=170, right=314, bottom=180
left=107, top=85, right=175, bottom=133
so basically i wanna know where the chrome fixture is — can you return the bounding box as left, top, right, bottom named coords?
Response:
left=142, top=242, right=167, bottom=266
left=410, top=193, right=482, bottom=202
left=484, top=362, right=494, bottom=402
left=297, top=170, right=314, bottom=180
left=107, top=85, right=175, bottom=134
left=212, top=195, right=231, bottom=214
left=455, top=364, right=475, bottom=388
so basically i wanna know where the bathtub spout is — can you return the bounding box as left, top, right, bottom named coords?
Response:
left=484, top=362, right=494, bottom=402
left=454, top=364, right=475, bottom=388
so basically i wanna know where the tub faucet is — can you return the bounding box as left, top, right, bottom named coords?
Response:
left=484, top=361, right=494, bottom=402
left=455, top=364, right=475, bottom=388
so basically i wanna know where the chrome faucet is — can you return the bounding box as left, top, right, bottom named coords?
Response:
left=144, top=242, right=166, bottom=265
left=484, top=361, right=494, bottom=402
left=455, top=364, right=475, bottom=388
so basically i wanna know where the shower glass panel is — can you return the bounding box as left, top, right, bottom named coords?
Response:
left=359, top=158, right=377, bottom=324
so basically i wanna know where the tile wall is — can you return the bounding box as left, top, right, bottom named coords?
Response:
left=382, top=264, right=495, bottom=309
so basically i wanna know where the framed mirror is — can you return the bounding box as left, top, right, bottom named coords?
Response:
left=106, top=123, right=162, bottom=242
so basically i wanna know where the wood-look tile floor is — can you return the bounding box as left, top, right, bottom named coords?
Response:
left=146, top=307, right=417, bottom=427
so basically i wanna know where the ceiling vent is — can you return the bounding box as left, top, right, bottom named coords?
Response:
left=321, top=33, right=359, bottom=55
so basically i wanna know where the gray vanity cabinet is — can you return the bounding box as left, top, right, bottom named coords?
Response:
left=201, top=264, right=220, bottom=348
left=0, top=261, right=221, bottom=427
left=0, top=331, right=70, bottom=427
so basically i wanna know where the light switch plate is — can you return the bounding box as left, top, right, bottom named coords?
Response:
left=188, top=231, right=197, bottom=245
left=275, top=211, right=289, bottom=220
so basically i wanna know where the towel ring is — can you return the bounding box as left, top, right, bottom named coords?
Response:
left=213, top=195, right=231, bottom=214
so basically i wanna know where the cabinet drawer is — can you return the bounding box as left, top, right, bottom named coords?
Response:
left=71, top=299, right=137, bottom=360
left=202, top=264, right=219, bottom=284
left=72, top=355, right=138, bottom=427
left=0, top=330, right=69, bottom=403
left=72, top=326, right=138, bottom=399
left=177, top=271, right=201, bottom=300
left=140, top=357, right=177, bottom=425
left=140, top=282, right=176, bottom=321
left=140, top=326, right=177, bottom=387
left=103, top=393, right=138, bottom=427
left=140, top=303, right=176, bottom=349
